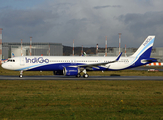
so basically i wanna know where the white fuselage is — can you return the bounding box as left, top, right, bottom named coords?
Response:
left=2, top=56, right=135, bottom=71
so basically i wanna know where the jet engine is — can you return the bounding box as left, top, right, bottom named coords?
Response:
left=63, top=67, right=79, bottom=76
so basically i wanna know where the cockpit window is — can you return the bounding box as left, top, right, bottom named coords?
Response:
left=7, top=59, right=15, bottom=62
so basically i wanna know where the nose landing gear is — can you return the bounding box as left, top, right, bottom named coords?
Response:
left=19, top=70, right=23, bottom=78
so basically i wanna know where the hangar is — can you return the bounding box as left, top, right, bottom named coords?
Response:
left=2, top=42, right=63, bottom=59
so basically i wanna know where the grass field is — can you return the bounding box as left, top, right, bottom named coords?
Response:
left=0, top=66, right=163, bottom=119
left=0, top=80, right=163, bottom=120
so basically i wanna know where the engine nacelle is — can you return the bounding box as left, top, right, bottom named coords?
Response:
left=53, top=70, right=63, bottom=75
left=63, top=67, right=79, bottom=76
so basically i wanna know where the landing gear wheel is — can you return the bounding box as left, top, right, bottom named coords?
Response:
left=19, top=70, right=23, bottom=78
left=83, top=74, right=89, bottom=78
left=76, top=73, right=81, bottom=78
left=19, top=74, right=23, bottom=78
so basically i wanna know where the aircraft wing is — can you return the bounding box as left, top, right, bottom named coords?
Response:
left=77, top=52, right=122, bottom=68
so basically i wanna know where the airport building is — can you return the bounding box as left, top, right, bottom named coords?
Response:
left=2, top=42, right=63, bottom=59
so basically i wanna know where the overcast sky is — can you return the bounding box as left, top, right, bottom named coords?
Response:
left=0, top=0, right=163, bottom=48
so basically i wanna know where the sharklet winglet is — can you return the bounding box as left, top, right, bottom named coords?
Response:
left=116, top=52, right=122, bottom=61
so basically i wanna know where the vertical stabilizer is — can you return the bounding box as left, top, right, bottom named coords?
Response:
left=131, top=36, right=155, bottom=58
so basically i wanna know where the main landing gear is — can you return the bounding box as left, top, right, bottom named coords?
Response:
left=19, top=70, right=23, bottom=78
left=76, top=69, right=89, bottom=78
left=83, top=73, right=89, bottom=78
left=76, top=73, right=81, bottom=78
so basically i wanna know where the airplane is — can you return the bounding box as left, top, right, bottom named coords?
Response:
left=1, top=36, right=157, bottom=78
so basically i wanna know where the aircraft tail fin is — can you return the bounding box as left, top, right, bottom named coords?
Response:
left=12, top=53, right=15, bottom=57
left=131, top=36, right=155, bottom=58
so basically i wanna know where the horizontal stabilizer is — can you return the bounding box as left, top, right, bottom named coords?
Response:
left=141, top=58, right=157, bottom=64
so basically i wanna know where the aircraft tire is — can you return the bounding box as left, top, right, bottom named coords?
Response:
left=19, top=75, right=23, bottom=78
left=76, top=74, right=81, bottom=78
left=83, top=74, right=89, bottom=78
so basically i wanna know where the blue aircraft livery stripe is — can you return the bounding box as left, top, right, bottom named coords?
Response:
left=136, top=38, right=154, bottom=58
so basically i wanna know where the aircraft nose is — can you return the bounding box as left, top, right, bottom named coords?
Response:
left=1, top=63, right=14, bottom=70
left=1, top=63, right=6, bottom=69
left=1, top=63, right=10, bottom=69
